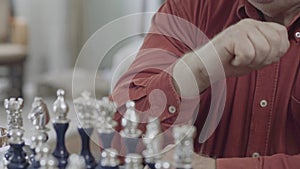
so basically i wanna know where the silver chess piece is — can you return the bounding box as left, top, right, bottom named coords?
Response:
left=53, top=89, right=69, bottom=123
left=38, top=144, right=58, bottom=169
left=173, top=125, right=196, bottom=169
left=120, top=101, right=142, bottom=138
left=28, top=97, right=50, bottom=148
left=8, top=129, right=24, bottom=146
left=74, top=91, right=97, bottom=129
left=96, top=97, right=117, bottom=133
left=4, top=98, right=24, bottom=131
left=28, top=97, right=50, bottom=169
left=66, top=154, right=86, bottom=169
left=28, top=97, right=50, bottom=131
left=143, top=117, right=163, bottom=164
left=125, top=154, right=144, bottom=169
left=100, top=148, right=120, bottom=167
left=155, top=161, right=171, bottom=169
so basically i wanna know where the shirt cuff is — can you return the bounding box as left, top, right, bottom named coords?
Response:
left=146, top=65, right=201, bottom=125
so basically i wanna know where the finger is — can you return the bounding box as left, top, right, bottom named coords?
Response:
left=231, top=35, right=256, bottom=66
left=263, top=23, right=290, bottom=63
left=246, top=27, right=271, bottom=67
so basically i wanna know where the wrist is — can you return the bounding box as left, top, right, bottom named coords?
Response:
left=173, top=52, right=210, bottom=97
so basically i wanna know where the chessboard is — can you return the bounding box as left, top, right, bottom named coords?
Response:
left=0, top=89, right=196, bottom=169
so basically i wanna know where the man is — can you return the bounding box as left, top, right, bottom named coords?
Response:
left=111, top=0, right=300, bottom=168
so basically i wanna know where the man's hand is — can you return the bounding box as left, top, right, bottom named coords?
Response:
left=173, top=18, right=290, bottom=96
left=213, top=18, right=290, bottom=77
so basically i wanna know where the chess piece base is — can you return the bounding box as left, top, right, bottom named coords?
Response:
left=96, top=165, right=120, bottom=169
left=7, top=143, right=29, bottom=169
left=78, top=127, right=96, bottom=169
left=53, top=122, right=70, bottom=169
left=146, top=163, right=156, bottom=169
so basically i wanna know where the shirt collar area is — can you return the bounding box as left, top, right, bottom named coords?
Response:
left=237, top=0, right=300, bottom=42
left=237, top=0, right=262, bottom=20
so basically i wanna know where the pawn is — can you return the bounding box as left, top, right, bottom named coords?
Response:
left=66, top=154, right=86, bottom=169
left=155, top=161, right=171, bottom=169
left=96, top=148, right=120, bottom=169
left=39, top=144, right=59, bottom=169
left=173, top=125, right=196, bottom=169
left=125, top=154, right=144, bottom=169
left=120, top=101, right=142, bottom=154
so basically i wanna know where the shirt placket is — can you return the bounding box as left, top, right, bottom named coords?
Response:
left=246, top=63, right=279, bottom=157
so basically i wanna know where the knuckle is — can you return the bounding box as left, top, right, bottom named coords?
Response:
left=277, top=25, right=288, bottom=34
left=269, top=34, right=281, bottom=42
left=242, top=53, right=255, bottom=64
left=259, top=45, right=270, bottom=55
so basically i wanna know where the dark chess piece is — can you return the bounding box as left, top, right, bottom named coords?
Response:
left=7, top=129, right=29, bottom=169
left=74, top=91, right=97, bottom=169
left=173, top=125, right=196, bottom=169
left=28, top=97, right=50, bottom=169
left=52, top=89, right=70, bottom=169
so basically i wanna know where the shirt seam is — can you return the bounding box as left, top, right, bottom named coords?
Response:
left=264, top=62, right=280, bottom=155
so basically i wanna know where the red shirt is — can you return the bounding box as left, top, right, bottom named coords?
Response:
left=111, top=0, right=300, bottom=168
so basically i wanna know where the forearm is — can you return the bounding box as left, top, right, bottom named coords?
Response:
left=173, top=40, right=223, bottom=97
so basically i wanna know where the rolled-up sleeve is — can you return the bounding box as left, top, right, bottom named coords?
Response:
left=111, top=0, right=207, bottom=132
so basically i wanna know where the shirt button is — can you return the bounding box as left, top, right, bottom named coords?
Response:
left=260, top=100, right=268, bottom=108
left=168, top=106, right=176, bottom=114
left=252, top=152, right=260, bottom=158
left=295, top=32, right=300, bottom=38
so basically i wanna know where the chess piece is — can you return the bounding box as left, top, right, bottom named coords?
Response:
left=28, top=97, right=50, bottom=169
left=4, top=98, right=24, bottom=161
left=143, top=118, right=163, bottom=169
left=97, top=148, right=120, bottom=169
left=74, top=91, right=97, bottom=169
left=120, top=101, right=142, bottom=154
left=52, top=89, right=70, bottom=169
left=125, top=154, right=144, bottom=169
left=95, top=97, right=119, bottom=169
left=7, top=129, right=29, bottom=169
left=28, top=97, right=50, bottom=131
left=173, top=125, right=196, bottom=169
left=39, top=144, right=59, bottom=169
left=66, top=154, right=86, bottom=169
left=3, top=98, right=27, bottom=169
left=96, top=97, right=117, bottom=149
left=155, top=161, right=171, bottom=169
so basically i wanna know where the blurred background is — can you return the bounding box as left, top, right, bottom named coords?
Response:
left=0, top=0, right=164, bottom=153
left=0, top=0, right=164, bottom=101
